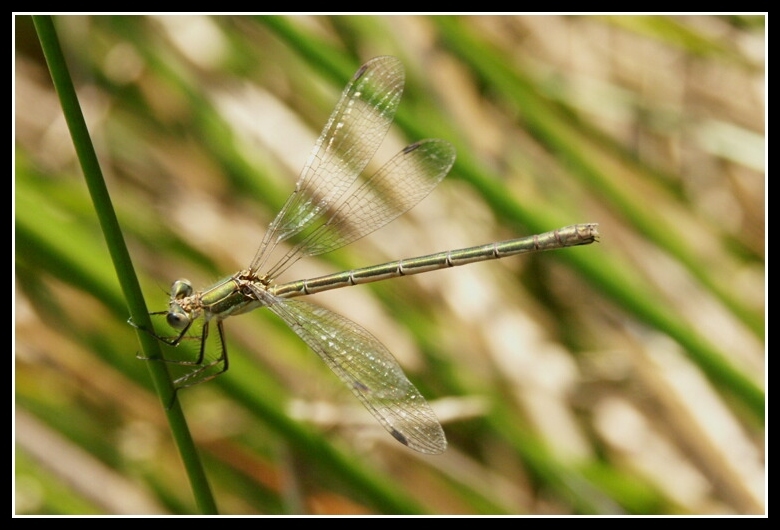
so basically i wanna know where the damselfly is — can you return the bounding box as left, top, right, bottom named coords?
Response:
left=136, top=56, right=599, bottom=454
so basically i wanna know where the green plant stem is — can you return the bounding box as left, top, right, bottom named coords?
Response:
left=31, top=15, right=217, bottom=515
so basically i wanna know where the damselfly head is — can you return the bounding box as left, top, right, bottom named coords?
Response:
left=166, top=280, right=195, bottom=330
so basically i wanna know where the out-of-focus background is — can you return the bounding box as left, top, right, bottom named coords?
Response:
left=14, top=15, right=765, bottom=515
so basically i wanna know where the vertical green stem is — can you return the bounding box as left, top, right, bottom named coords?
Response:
left=31, top=15, right=218, bottom=515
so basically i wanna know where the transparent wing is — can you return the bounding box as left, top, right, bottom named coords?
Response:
left=263, top=138, right=456, bottom=280
left=267, top=297, right=447, bottom=454
left=251, top=56, right=405, bottom=274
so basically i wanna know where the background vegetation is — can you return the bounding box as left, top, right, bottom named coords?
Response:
left=15, top=15, right=765, bottom=514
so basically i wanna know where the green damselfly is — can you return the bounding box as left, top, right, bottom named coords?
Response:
left=136, top=56, right=599, bottom=454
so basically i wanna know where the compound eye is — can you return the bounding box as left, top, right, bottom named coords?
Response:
left=166, top=309, right=190, bottom=330
left=171, top=279, right=193, bottom=299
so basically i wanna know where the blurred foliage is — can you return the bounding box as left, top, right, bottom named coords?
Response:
left=15, top=14, right=764, bottom=515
